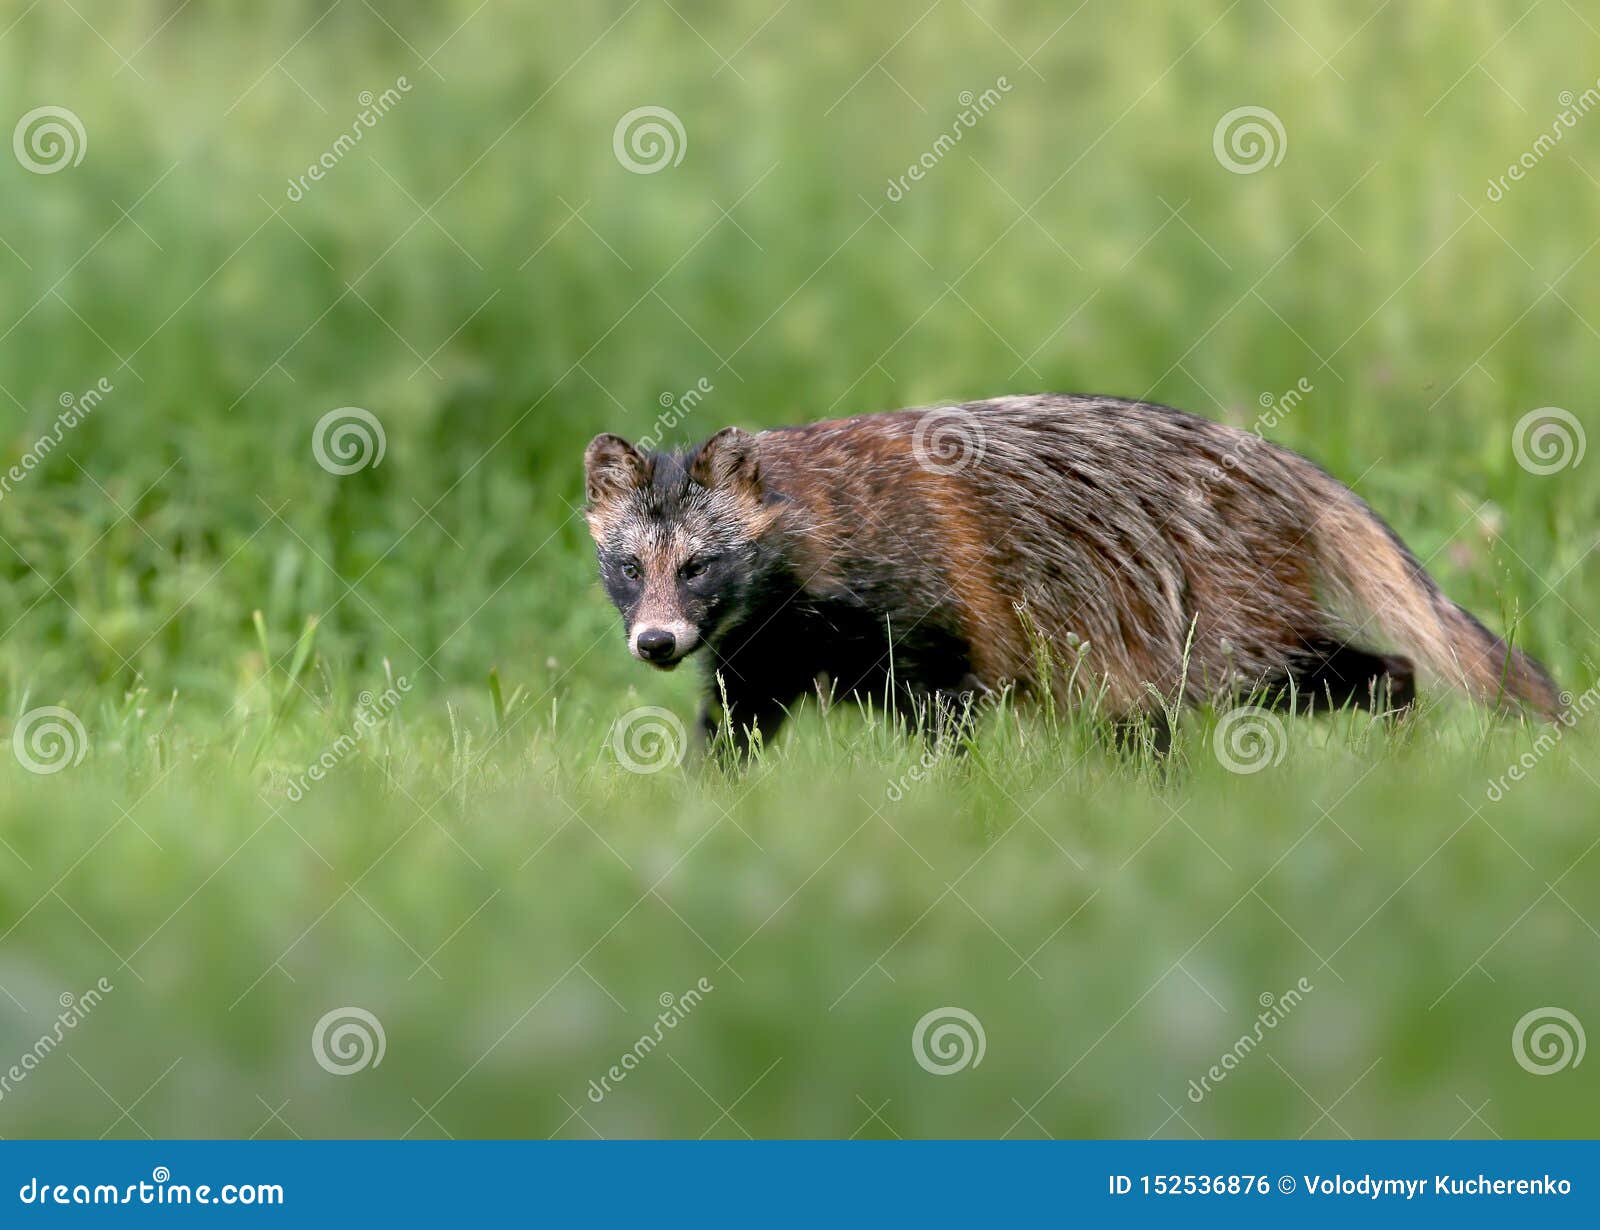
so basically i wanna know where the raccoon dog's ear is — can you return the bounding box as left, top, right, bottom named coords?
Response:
left=584, top=434, right=650, bottom=505
left=689, top=427, right=761, bottom=497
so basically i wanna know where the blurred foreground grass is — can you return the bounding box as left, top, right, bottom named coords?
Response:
left=0, top=1, right=1596, bottom=1136
left=1, top=700, right=1597, bottom=1138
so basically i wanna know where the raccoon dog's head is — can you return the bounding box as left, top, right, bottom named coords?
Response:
left=582, top=426, right=778, bottom=670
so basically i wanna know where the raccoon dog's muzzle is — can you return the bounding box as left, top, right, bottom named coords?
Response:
left=630, top=620, right=699, bottom=669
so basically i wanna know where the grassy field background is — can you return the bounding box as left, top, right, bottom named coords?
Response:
left=0, top=0, right=1597, bottom=1138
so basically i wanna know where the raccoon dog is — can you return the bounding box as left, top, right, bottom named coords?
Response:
left=583, top=395, right=1560, bottom=755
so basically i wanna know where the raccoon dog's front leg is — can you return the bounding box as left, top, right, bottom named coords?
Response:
left=900, top=672, right=992, bottom=749
left=696, top=674, right=802, bottom=765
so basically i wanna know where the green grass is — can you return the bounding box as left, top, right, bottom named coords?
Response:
left=0, top=1, right=1597, bottom=1138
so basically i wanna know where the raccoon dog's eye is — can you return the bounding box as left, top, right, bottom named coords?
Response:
left=619, top=559, right=642, bottom=582
left=679, top=557, right=706, bottom=581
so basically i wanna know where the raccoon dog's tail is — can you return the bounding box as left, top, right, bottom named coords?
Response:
left=1306, top=476, right=1562, bottom=719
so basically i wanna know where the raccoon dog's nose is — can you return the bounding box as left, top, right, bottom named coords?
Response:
left=635, top=628, right=677, bottom=661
